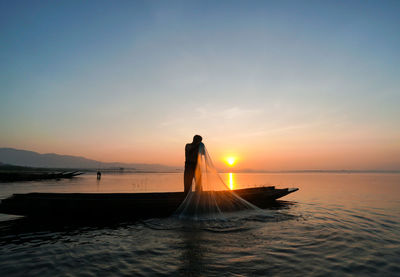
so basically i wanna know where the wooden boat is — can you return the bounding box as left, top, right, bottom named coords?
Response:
left=0, top=186, right=298, bottom=219
left=0, top=171, right=84, bottom=182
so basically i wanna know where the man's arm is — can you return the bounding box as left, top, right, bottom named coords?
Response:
left=198, top=142, right=205, bottom=155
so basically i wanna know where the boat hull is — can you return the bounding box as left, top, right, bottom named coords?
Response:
left=0, top=187, right=298, bottom=219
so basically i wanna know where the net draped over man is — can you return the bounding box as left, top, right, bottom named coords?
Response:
left=176, top=135, right=258, bottom=219
left=184, top=135, right=204, bottom=195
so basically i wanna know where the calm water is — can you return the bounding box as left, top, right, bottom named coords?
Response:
left=0, top=173, right=399, bottom=276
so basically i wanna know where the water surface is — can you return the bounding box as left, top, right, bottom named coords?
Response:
left=1, top=173, right=399, bottom=276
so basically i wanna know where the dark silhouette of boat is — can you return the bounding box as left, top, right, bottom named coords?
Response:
left=0, top=171, right=83, bottom=182
left=0, top=186, right=298, bottom=219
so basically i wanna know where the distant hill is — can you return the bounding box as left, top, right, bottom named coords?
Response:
left=0, top=148, right=180, bottom=172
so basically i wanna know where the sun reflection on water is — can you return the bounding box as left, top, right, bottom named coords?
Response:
left=229, top=172, right=234, bottom=190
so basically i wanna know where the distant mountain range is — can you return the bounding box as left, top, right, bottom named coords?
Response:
left=1, top=148, right=398, bottom=174
left=0, top=148, right=180, bottom=172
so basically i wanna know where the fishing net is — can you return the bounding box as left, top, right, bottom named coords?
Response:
left=174, top=143, right=261, bottom=221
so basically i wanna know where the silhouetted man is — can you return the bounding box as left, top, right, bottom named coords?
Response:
left=184, top=135, right=202, bottom=195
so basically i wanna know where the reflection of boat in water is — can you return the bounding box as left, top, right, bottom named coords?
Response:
left=0, top=187, right=298, bottom=219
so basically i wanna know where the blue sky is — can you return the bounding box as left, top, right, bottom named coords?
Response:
left=1, top=0, right=399, bottom=169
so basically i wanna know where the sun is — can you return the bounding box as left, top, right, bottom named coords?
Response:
left=225, top=157, right=236, bottom=166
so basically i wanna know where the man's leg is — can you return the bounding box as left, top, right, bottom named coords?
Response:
left=184, top=165, right=195, bottom=195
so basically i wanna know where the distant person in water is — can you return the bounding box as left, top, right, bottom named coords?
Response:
left=184, top=135, right=203, bottom=195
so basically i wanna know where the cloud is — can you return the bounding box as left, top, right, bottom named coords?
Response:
left=234, top=123, right=315, bottom=138
left=160, top=118, right=185, bottom=127
left=195, top=106, right=263, bottom=120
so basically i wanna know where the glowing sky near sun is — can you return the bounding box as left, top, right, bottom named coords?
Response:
left=1, top=1, right=400, bottom=170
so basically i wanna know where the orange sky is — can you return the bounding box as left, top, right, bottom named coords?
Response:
left=3, top=127, right=399, bottom=171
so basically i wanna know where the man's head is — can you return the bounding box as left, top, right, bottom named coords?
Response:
left=193, top=135, right=202, bottom=144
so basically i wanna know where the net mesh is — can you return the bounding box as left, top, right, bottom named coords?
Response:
left=174, top=143, right=260, bottom=221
